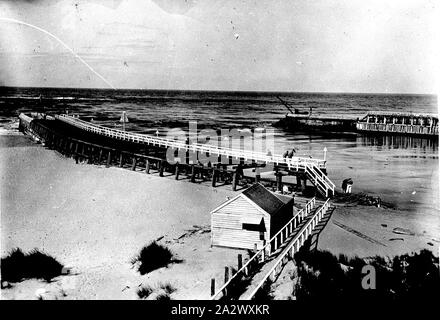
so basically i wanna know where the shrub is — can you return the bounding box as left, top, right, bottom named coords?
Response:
left=137, top=285, right=154, bottom=299
left=155, top=292, right=171, bottom=301
left=137, top=282, right=177, bottom=300
left=160, top=282, right=177, bottom=295
left=292, top=249, right=440, bottom=301
left=1, top=248, right=66, bottom=283
left=131, top=241, right=180, bottom=275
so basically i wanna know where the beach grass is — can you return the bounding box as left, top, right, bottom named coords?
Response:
left=160, top=282, right=177, bottom=295
left=1, top=248, right=66, bottom=284
left=292, top=248, right=440, bottom=300
left=136, top=282, right=176, bottom=299
left=131, top=241, right=181, bottom=275
left=155, top=292, right=171, bottom=301
left=136, top=284, right=154, bottom=299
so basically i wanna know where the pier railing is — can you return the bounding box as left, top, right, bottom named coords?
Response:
left=56, top=114, right=327, bottom=169
left=242, top=198, right=331, bottom=300
left=304, top=163, right=335, bottom=198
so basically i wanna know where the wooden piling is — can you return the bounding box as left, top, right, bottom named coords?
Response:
left=159, top=160, right=165, bottom=177
left=232, top=169, right=238, bottom=191
left=224, top=266, right=229, bottom=284
left=145, top=159, right=150, bottom=174
left=175, top=162, right=180, bottom=180
left=276, top=173, right=283, bottom=192
left=301, top=177, right=307, bottom=193
left=106, top=151, right=111, bottom=167
left=98, top=149, right=103, bottom=164
left=131, top=156, right=137, bottom=171
left=119, top=153, right=124, bottom=167
left=190, top=165, right=196, bottom=182
left=211, top=168, right=217, bottom=187
left=238, top=254, right=243, bottom=271
left=88, top=147, right=94, bottom=164
left=211, top=279, right=215, bottom=297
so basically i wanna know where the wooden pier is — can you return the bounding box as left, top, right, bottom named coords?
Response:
left=18, top=113, right=336, bottom=198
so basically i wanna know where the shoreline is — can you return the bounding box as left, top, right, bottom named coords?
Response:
left=1, top=133, right=438, bottom=299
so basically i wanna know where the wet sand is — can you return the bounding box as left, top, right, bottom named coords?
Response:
left=1, top=133, right=438, bottom=300
left=318, top=203, right=439, bottom=258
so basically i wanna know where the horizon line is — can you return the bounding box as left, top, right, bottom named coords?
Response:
left=0, top=85, right=437, bottom=97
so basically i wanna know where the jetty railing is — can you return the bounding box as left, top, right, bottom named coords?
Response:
left=210, top=197, right=316, bottom=300
left=55, top=114, right=327, bottom=169
left=243, top=198, right=331, bottom=300
left=356, top=123, right=438, bottom=136
left=304, top=163, right=335, bottom=198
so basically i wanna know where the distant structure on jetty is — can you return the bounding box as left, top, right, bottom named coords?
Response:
left=275, top=105, right=438, bottom=137
left=18, top=113, right=335, bottom=198
left=356, top=111, right=438, bottom=136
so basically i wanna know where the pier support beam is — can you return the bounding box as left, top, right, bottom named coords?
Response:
left=232, top=164, right=242, bottom=191
left=190, top=165, right=196, bottom=182
left=276, top=173, right=283, bottom=192
left=211, top=168, right=217, bottom=187
left=232, top=170, right=238, bottom=191
left=175, top=163, right=180, bottom=180
left=145, top=159, right=150, bottom=174
left=296, top=175, right=301, bottom=189
left=159, top=160, right=165, bottom=177
left=98, top=149, right=103, bottom=164
left=106, top=151, right=112, bottom=167
left=88, top=147, right=94, bottom=164
left=301, top=176, right=307, bottom=194
left=119, top=153, right=124, bottom=167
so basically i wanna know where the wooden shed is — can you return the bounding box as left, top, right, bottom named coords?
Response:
left=211, top=183, right=296, bottom=250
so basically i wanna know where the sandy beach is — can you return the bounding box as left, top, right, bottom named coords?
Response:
left=1, top=133, right=247, bottom=299
left=1, top=132, right=438, bottom=300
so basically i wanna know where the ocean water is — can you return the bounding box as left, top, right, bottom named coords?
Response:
left=0, top=87, right=438, bottom=221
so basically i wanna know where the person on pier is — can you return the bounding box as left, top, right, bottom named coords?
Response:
left=287, top=148, right=296, bottom=158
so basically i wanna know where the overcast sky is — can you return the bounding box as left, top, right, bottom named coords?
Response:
left=0, top=0, right=438, bottom=93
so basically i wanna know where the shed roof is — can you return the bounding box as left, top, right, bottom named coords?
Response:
left=242, top=183, right=285, bottom=215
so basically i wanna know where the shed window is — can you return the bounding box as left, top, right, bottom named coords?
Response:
left=242, top=223, right=262, bottom=232
left=242, top=218, right=266, bottom=233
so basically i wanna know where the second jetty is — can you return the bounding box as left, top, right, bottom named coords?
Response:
left=275, top=110, right=439, bottom=137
